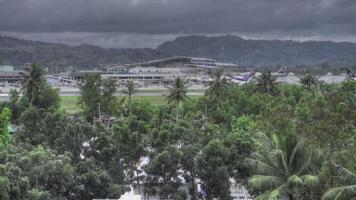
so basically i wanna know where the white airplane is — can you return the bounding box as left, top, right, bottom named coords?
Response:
left=224, top=69, right=256, bottom=85
left=224, top=66, right=288, bottom=85
left=272, top=66, right=289, bottom=77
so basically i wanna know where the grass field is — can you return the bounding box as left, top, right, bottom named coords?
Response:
left=61, top=95, right=200, bottom=113
left=60, top=96, right=81, bottom=113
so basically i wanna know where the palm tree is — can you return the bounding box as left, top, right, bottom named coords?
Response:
left=166, top=77, right=188, bottom=121
left=341, top=67, right=356, bottom=80
left=246, top=132, right=319, bottom=200
left=122, top=80, right=136, bottom=114
left=322, top=165, right=356, bottom=200
left=255, top=71, right=277, bottom=94
left=299, top=73, right=320, bottom=90
left=206, top=69, right=229, bottom=101
left=20, top=64, right=46, bottom=104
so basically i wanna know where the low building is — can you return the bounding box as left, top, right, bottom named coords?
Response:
left=68, top=70, right=105, bottom=82
left=98, top=64, right=129, bottom=73
left=0, top=65, right=23, bottom=83
left=125, top=181, right=252, bottom=200
left=0, top=71, right=23, bottom=83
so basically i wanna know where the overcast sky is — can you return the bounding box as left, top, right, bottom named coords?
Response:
left=1, top=0, right=356, bottom=48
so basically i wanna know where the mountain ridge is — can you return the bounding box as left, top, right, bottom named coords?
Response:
left=1, top=34, right=356, bottom=68
left=157, top=35, right=356, bottom=66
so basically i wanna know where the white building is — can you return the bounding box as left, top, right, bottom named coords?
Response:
left=119, top=180, right=253, bottom=200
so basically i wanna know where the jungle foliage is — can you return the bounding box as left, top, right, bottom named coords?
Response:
left=0, top=66, right=356, bottom=199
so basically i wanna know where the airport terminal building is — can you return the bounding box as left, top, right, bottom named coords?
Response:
left=67, top=56, right=236, bottom=85
left=0, top=56, right=237, bottom=87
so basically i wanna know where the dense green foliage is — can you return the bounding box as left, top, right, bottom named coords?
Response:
left=78, top=75, right=123, bottom=121
left=166, top=77, right=188, bottom=121
left=122, top=80, right=137, bottom=114
left=247, top=132, right=319, bottom=200
left=205, top=69, right=229, bottom=101
left=322, top=165, right=356, bottom=200
left=255, top=71, right=278, bottom=94
left=1, top=66, right=356, bottom=199
left=21, top=64, right=60, bottom=110
left=0, top=107, right=11, bottom=147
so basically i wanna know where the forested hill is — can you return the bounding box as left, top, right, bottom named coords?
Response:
left=0, top=35, right=165, bottom=68
left=1, top=34, right=356, bottom=68
left=157, top=35, right=356, bottom=66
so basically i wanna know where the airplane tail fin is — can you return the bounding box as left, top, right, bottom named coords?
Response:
left=243, top=69, right=256, bottom=80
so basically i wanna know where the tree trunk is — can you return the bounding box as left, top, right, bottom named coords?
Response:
left=190, top=174, right=197, bottom=200
left=136, top=169, right=141, bottom=195
left=289, top=194, right=293, bottom=200
left=128, top=95, right=132, bottom=114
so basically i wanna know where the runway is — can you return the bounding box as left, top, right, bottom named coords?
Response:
left=0, top=85, right=207, bottom=101
left=0, top=75, right=350, bottom=101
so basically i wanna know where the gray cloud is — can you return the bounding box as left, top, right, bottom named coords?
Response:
left=1, top=0, right=356, bottom=47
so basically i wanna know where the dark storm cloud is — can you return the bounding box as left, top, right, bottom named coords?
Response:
left=0, top=0, right=355, bottom=34
left=1, top=0, right=356, bottom=47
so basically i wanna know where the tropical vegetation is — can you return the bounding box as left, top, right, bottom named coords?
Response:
left=0, top=66, right=355, bottom=199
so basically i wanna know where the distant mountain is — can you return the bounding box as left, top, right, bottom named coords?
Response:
left=0, top=35, right=165, bottom=68
left=1, top=34, right=356, bottom=68
left=157, top=35, right=356, bottom=66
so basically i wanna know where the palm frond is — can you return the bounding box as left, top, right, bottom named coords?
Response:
left=255, top=71, right=277, bottom=93
left=336, top=165, right=356, bottom=184
left=254, top=184, right=287, bottom=200
left=250, top=152, right=280, bottom=176
left=248, top=131, right=318, bottom=200
left=256, top=132, right=274, bottom=150
left=322, top=185, right=356, bottom=200
left=166, top=77, right=188, bottom=106
left=287, top=175, right=303, bottom=187
left=288, top=141, right=301, bottom=169
left=296, top=153, right=313, bottom=175
left=245, top=158, right=280, bottom=176
left=299, top=73, right=320, bottom=89
left=205, top=69, right=229, bottom=99
left=249, top=175, right=283, bottom=191
left=301, top=175, right=319, bottom=186
left=275, top=149, right=289, bottom=176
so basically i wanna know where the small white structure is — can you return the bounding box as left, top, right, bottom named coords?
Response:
left=118, top=187, right=141, bottom=200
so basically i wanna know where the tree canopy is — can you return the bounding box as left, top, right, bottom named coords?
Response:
left=1, top=66, right=356, bottom=199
